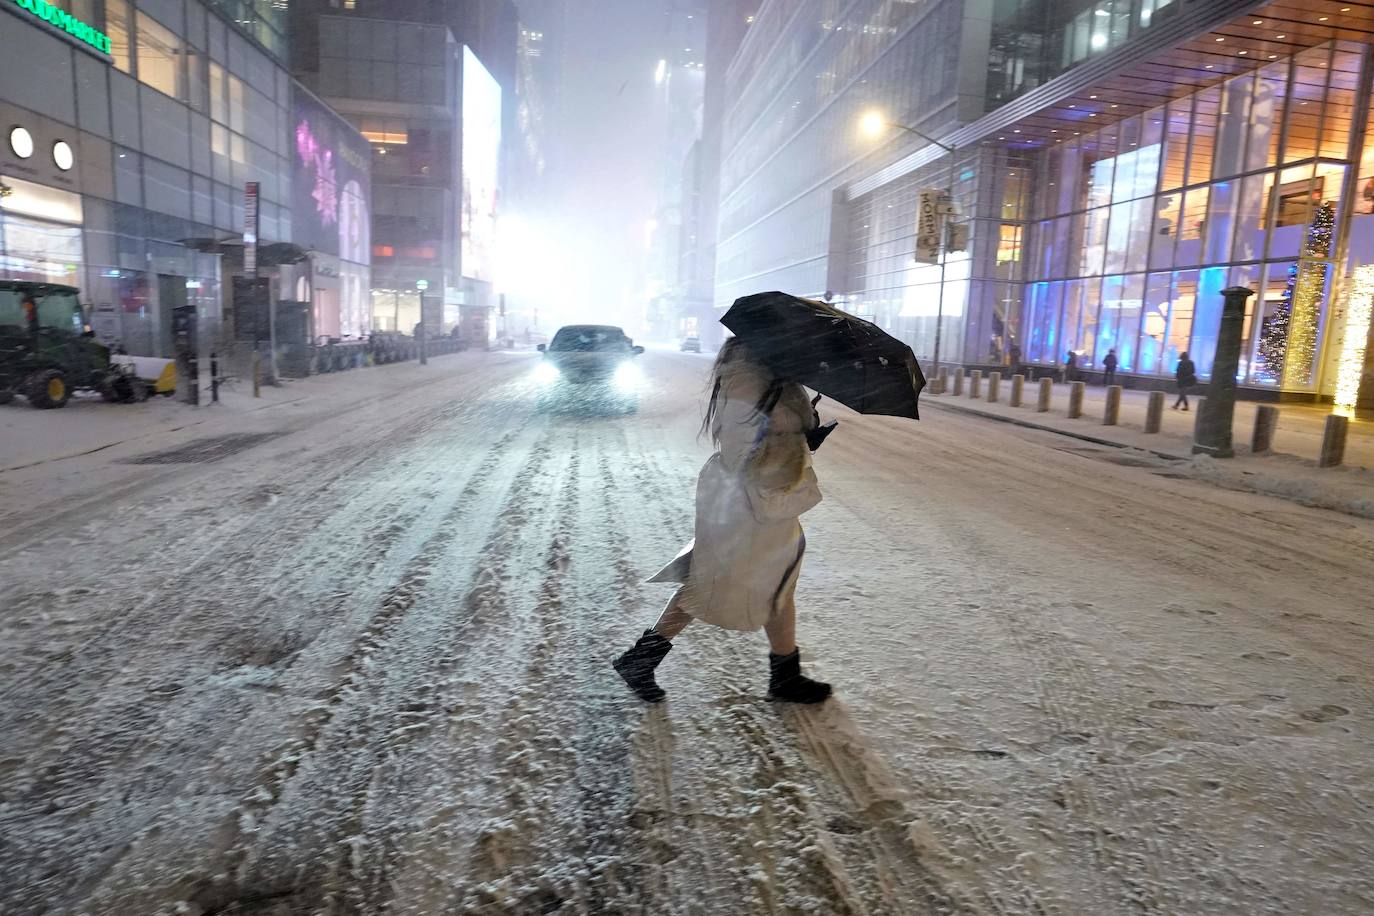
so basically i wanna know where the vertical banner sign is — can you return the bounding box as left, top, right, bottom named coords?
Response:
left=244, top=182, right=260, bottom=277
left=915, top=188, right=943, bottom=265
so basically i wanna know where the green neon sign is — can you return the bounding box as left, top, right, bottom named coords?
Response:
left=9, top=0, right=112, bottom=55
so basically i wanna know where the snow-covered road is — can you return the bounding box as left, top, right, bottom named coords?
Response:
left=2, top=350, right=1371, bottom=915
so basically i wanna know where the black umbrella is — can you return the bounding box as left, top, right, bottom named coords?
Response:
left=720, top=291, right=925, bottom=419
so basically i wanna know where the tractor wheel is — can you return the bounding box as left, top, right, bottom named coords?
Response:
left=0, top=388, right=14, bottom=406
left=26, top=369, right=71, bottom=409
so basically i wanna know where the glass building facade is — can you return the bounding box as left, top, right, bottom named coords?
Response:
left=1020, top=40, right=1369, bottom=389
left=719, top=0, right=1374, bottom=405
left=1, top=0, right=297, bottom=357
left=714, top=0, right=970, bottom=310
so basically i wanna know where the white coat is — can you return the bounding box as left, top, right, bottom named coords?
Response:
left=649, top=362, right=822, bottom=631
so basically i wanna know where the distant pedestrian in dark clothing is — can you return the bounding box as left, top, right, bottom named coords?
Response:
left=1173, top=352, right=1197, bottom=411
left=1062, top=351, right=1078, bottom=383
left=1008, top=342, right=1022, bottom=373
left=1102, top=349, right=1118, bottom=386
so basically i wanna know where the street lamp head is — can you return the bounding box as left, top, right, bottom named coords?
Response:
left=859, top=110, right=888, bottom=139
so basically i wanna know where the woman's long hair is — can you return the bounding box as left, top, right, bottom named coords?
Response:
left=700, top=338, right=791, bottom=442
left=700, top=337, right=750, bottom=441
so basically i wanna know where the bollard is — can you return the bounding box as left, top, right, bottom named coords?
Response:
left=1068, top=381, right=1085, bottom=418
left=1251, top=405, right=1278, bottom=454
left=1144, top=390, right=1164, bottom=433
left=987, top=372, right=1001, bottom=403
left=1193, top=397, right=1208, bottom=441
left=252, top=348, right=261, bottom=398
left=936, top=366, right=949, bottom=395
left=952, top=369, right=965, bottom=396
left=969, top=370, right=983, bottom=399
left=1010, top=374, right=1024, bottom=407
left=210, top=350, right=220, bottom=404
left=1037, top=377, right=1053, bottom=412
left=1103, top=385, right=1122, bottom=425
left=1193, top=286, right=1254, bottom=458
left=1319, top=414, right=1349, bottom=467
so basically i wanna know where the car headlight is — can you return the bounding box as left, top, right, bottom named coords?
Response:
left=614, top=361, right=642, bottom=391
left=534, top=361, right=561, bottom=384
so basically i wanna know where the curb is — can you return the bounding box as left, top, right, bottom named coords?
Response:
left=924, top=397, right=1194, bottom=462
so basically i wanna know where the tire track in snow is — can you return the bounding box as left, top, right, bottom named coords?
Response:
left=181, top=425, right=559, bottom=914
left=594, top=429, right=983, bottom=915
left=12, top=402, right=535, bottom=914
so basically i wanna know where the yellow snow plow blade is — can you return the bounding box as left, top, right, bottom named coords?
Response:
left=111, top=355, right=177, bottom=395
left=153, top=361, right=177, bottom=394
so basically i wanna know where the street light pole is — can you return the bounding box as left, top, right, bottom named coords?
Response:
left=889, top=122, right=957, bottom=383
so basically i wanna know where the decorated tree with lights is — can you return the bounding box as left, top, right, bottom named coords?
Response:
left=1257, top=201, right=1334, bottom=385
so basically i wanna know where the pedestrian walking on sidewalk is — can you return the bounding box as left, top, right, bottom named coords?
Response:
left=613, top=338, right=835, bottom=705
left=1173, top=351, right=1197, bottom=411
left=1102, top=349, right=1118, bottom=387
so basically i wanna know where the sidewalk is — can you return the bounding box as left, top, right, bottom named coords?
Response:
left=927, top=377, right=1374, bottom=520
left=0, top=351, right=508, bottom=472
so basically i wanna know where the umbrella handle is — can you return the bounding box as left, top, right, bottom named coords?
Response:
left=811, top=393, right=822, bottom=407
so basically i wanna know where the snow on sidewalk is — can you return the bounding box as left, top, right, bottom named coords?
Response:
left=927, top=379, right=1374, bottom=520
left=0, top=352, right=520, bottom=472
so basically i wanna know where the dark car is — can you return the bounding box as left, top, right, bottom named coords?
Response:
left=535, top=324, right=645, bottom=412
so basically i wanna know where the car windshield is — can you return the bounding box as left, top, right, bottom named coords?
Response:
left=549, top=327, right=629, bottom=352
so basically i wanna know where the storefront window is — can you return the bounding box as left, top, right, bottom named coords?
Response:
left=186, top=47, right=208, bottom=112
left=1254, top=63, right=1289, bottom=169
left=1165, top=270, right=1197, bottom=373
left=1099, top=274, right=1127, bottom=368
left=1179, top=186, right=1209, bottom=249
left=1160, top=99, right=1189, bottom=191
left=1139, top=0, right=1176, bottom=28
left=1150, top=191, right=1180, bottom=270
left=0, top=216, right=83, bottom=284
left=136, top=12, right=183, bottom=99
left=1081, top=207, right=1108, bottom=276
left=1078, top=277, right=1102, bottom=363
left=1187, top=87, right=1219, bottom=187
left=1104, top=202, right=1131, bottom=275
left=209, top=62, right=226, bottom=125
left=1192, top=265, right=1230, bottom=377
left=1321, top=47, right=1361, bottom=161
left=1284, top=53, right=1330, bottom=163
left=1252, top=261, right=1296, bottom=383
left=1140, top=272, right=1172, bottom=375
left=1203, top=180, right=1238, bottom=266
left=1228, top=263, right=1263, bottom=381
left=1018, top=40, right=1358, bottom=386
left=1062, top=278, right=1085, bottom=363
left=1231, top=173, right=1273, bottom=262
left=106, top=0, right=132, bottom=74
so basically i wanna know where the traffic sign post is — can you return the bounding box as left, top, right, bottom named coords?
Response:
left=416, top=279, right=429, bottom=365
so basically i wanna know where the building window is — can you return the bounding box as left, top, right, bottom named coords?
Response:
left=359, top=120, right=409, bottom=146
left=106, top=0, right=133, bottom=74
left=1275, top=176, right=1324, bottom=227
left=136, top=12, right=183, bottom=99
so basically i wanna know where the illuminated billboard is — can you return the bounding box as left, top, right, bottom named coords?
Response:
left=292, top=87, right=371, bottom=264
left=461, top=46, right=501, bottom=283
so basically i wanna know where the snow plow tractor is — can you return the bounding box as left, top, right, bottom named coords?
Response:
left=0, top=280, right=159, bottom=409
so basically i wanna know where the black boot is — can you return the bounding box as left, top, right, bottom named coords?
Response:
left=613, top=630, right=673, bottom=702
left=768, top=649, right=831, bottom=704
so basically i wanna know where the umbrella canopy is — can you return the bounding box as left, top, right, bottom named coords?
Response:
left=721, top=292, right=925, bottom=419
